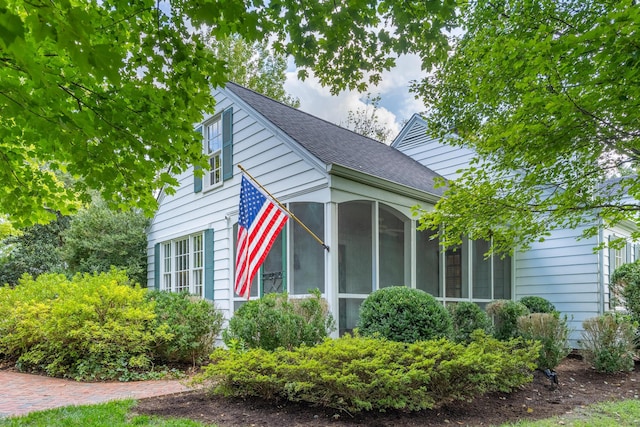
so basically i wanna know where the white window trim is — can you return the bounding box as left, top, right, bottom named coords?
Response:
left=160, top=232, right=205, bottom=297
left=203, top=114, right=223, bottom=191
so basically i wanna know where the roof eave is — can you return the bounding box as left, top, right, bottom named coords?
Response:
left=327, top=163, right=442, bottom=204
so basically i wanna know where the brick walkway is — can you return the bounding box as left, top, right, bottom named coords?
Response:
left=0, top=370, right=191, bottom=418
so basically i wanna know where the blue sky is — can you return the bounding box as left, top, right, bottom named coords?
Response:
left=283, top=54, right=427, bottom=141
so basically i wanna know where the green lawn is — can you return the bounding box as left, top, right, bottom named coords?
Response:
left=1, top=398, right=639, bottom=427
left=0, top=400, right=209, bottom=427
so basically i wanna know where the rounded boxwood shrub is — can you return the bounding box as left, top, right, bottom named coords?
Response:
left=519, top=296, right=557, bottom=314
left=223, top=290, right=335, bottom=351
left=448, top=301, right=493, bottom=343
left=357, top=286, right=452, bottom=343
left=486, top=300, right=530, bottom=341
left=146, top=290, right=224, bottom=365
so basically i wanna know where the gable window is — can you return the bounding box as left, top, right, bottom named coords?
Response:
left=204, top=116, right=223, bottom=189
left=160, top=233, right=204, bottom=297
left=194, top=108, right=233, bottom=193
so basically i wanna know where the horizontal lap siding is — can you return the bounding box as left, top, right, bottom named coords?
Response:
left=393, top=119, right=474, bottom=181
left=516, top=227, right=600, bottom=345
left=147, top=89, right=328, bottom=321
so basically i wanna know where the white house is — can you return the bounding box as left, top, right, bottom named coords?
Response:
left=147, top=83, right=636, bottom=342
left=393, top=115, right=639, bottom=341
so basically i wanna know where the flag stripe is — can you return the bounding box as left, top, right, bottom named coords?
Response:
left=234, top=175, right=288, bottom=299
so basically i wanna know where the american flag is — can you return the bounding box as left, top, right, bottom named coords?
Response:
left=235, top=175, right=288, bottom=299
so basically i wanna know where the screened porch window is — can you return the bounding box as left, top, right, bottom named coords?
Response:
left=290, top=202, right=325, bottom=295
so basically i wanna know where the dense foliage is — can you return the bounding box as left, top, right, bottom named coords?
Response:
left=517, top=313, right=571, bottom=370
left=448, top=301, right=493, bottom=343
left=519, top=296, right=558, bottom=315
left=357, top=286, right=453, bottom=343
left=486, top=300, right=530, bottom=341
left=61, top=202, right=149, bottom=285
left=415, top=0, right=640, bottom=254
left=223, top=291, right=335, bottom=351
left=610, top=260, right=640, bottom=326
left=1, top=0, right=456, bottom=227
left=147, top=291, right=224, bottom=365
left=581, top=313, right=637, bottom=373
left=0, top=270, right=170, bottom=380
left=0, top=213, right=69, bottom=286
left=196, top=331, right=539, bottom=414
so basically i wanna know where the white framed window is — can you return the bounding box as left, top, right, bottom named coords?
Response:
left=204, top=115, right=223, bottom=189
left=161, top=232, right=205, bottom=297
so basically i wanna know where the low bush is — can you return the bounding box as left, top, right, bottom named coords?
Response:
left=486, top=300, right=530, bottom=341
left=448, top=301, right=493, bottom=343
left=517, top=313, right=571, bottom=370
left=581, top=313, right=637, bottom=373
left=611, top=260, right=640, bottom=326
left=195, top=331, right=539, bottom=414
left=357, top=286, right=452, bottom=343
left=222, top=290, right=334, bottom=351
left=0, top=270, right=171, bottom=381
left=146, top=290, right=224, bottom=365
left=519, top=296, right=557, bottom=314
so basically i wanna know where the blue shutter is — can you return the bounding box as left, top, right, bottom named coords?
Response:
left=194, top=126, right=203, bottom=193
left=222, top=108, right=233, bottom=181
left=608, top=235, right=616, bottom=276
left=204, top=228, right=215, bottom=300
left=154, top=243, right=161, bottom=290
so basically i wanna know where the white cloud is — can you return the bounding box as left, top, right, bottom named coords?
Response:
left=284, top=54, right=428, bottom=142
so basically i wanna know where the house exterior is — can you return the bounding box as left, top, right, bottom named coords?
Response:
left=147, top=83, right=636, bottom=343
left=393, top=114, right=640, bottom=342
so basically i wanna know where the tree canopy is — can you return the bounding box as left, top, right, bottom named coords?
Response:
left=414, top=0, right=640, bottom=253
left=1, top=0, right=455, bottom=227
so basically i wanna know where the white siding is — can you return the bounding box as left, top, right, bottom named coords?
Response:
left=515, top=225, right=601, bottom=345
left=392, top=115, right=475, bottom=181
left=147, top=88, right=328, bottom=320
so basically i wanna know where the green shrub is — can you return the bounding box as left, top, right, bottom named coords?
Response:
left=517, top=313, right=571, bottom=370
left=581, top=313, right=637, bottom=373
left=222, top=290, right=334, bottom=351
left=448, top=301, right=493, bottom=343
left=195, top=331, right=539, bottom=414
left=486, top=300, right=530, bottom=341
left=611, top=260, right=640, bottom=326
left=519, top=296, right=557, bottom=314
left=0, top=270, right=171, bottom=381
left=357, top=286, right=452, bottom=343
left=146, top=290, right=224, bottom=365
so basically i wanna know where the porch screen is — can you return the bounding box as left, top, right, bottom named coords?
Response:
left=290, top=202, right=325, bottom=295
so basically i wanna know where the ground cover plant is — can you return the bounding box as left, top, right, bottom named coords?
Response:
left=195, top=331, right=539, bottom=414
left=134, top=354, right=640, bottom=427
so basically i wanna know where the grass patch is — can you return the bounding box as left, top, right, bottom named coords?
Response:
left=505, top=399, right=640, bottom=426
left=0, top=400, right=208, bottom=427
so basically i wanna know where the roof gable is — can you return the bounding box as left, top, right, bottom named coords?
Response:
left=224, top=83, right=445, bottom=197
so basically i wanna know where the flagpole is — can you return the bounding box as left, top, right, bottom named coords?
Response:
left=238, top=164, right=330, bottom=252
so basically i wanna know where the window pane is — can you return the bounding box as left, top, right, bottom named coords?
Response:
left=338, top=298, right=364, bottom=336
left=472, top=239, right=491, bottom=299
left=493, top=253, right=512, bottom=299
left=175, top=238, right=189, bottom=293
left=416, top=230, right=440, bottom=296
left=262, top=230, right=285, bottom=294
left=445, top=239, right=468, bottom=298
left=206, top=119, right=222, bottom=153
left=379, top=205, right=407, bottom=288
left=291, top=202, right=325, bottom=294
left=338, top=201, right=373, bottom=294
left=162, top=243, right=172, bottom=291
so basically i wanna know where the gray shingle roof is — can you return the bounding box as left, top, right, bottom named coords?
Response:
left=225, top=82, right=445, bottom=197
